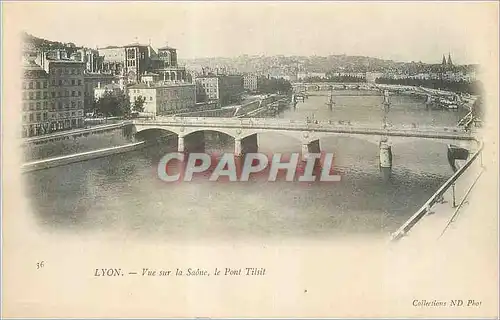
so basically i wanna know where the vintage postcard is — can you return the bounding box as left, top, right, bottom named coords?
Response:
left=2, top=1, right=499, bottom=318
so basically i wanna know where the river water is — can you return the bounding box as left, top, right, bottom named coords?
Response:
left=23, top=90, right=468, bottom=241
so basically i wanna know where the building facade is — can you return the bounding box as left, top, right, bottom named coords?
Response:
left=98, top=46, right=126, bottom=77
left=151, top=46, right=188, bottom=82
left=141, top=72, right=160, bottom=84
left=47, top=60, right=86, bottom=131
left=22, top=61, right=50, bottom=137
left=73, top=48, right=103, bottom=73
left=195, top=75, right=244, bottom=106
left=98, top=43, right=185, bottom=84
left=123, top=43, right=151, bottom=83
left=195, top=76, right=219, bottom=102
left=128, top=83, right=196, bottom=116
left=243, top=74, right=258, bottom=92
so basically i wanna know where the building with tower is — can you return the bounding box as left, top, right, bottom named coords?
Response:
left=97, top=41, right=188, bottom=84
left=98, top=42, right=152, bottom=84
left=441, top=53, right=455, bottom=71
left=150, top=45, right=188, bottom=82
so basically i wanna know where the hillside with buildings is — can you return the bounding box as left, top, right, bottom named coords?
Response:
left=180, top=53, right=479, bottom=84
left=20, top=32, right=480, bottom=139
left=22, top=32, right=78, bottom=56
left=21, top=33, right=246, bottom=138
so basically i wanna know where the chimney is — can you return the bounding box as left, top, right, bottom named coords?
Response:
left=97, top=82, right=101, bottom=89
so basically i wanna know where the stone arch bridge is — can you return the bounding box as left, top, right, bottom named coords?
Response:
left=132, top=117, right=477, bottom=170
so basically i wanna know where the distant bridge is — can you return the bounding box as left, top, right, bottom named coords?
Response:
left=292, top=82, right=376, bottom=93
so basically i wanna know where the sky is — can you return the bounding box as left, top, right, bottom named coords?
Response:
left=7, top=1, right=499, bottom=64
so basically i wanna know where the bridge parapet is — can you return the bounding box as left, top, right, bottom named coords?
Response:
left=132, top=117, right=472, bottom=140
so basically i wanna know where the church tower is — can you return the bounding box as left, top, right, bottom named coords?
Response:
left=447, top=53, right=453, bottom=67
left=442, top=54, right=447, bottom=66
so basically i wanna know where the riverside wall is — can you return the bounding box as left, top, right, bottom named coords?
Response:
left=22, top=124, right=135, bottom=162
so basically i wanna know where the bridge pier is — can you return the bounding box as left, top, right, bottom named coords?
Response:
left=235, top=139, right=242, bottom=156
left=379, top=141, right=392, bottom=179
left=235, top=134, right=259, bottom=156
left=302, top=140, right=321, bottom=161
left=123, top=124, right=136, bottom=141
left=178, top=136, right=184, bottom=152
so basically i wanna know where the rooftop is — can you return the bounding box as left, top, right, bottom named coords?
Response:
left=195, top=74, right=220, bottom=78
left=129, top=82, right=195, bottom=89
left=158, top=46, right=176, bottom=50
left=96, top=83, right=123, bottom=90
left=84, top=72, right=117, bottom=78
left=98, top=45, right=122, bottom=50
left=46, top=58, right=86, bottom=64
left=22, top=60, right=44, bottom=70
left=124, top=42, right=149, bottom=48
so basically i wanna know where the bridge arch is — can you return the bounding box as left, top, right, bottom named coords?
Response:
left=134, top=128, right=178, bottom=142
left=241, top=130, right=304, bottom=147
left=181, top=127, right=237, bottom=140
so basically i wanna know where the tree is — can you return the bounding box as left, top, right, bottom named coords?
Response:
left=94, top=89, right=131, bottom=118
left=132, top=96, right=146, bottom=113
left=257, top=77, right=292, bottom=94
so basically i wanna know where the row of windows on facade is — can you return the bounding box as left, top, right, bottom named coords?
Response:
left=49, top=67, right=84, bottom=76
left=22, top=110, right=83, bottom=123
left=23, top=81, right=48, bottom=89
left=23, top=119, right=84, bottom=137
left=199, top=88, right=218, bottom=94
left=51, top=79, right=83, bottom=86
left=23, top=90, right=83, bottom=100
left=85, top=82, right=113, bottom=91
left=130, top=89, right=194, bottom=98
left=23, top=100, right=83, bottom=111
left=201, top=83, right=219, bottom=88
left=131, top=94, right=197, bottom=103
left=197, top=86, right=218, bottom=92
left=126, top=49, right=146, bottom=60
left=130, top=94, right=154, bottom=101
left=22, top=78, right=83, bottom=89
left=23, top=112, right=48, bottom=122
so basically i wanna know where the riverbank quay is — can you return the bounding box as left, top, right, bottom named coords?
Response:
left=22, top=122, right=135, bottom=162
left=21, top=141, right=146, bottom=173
